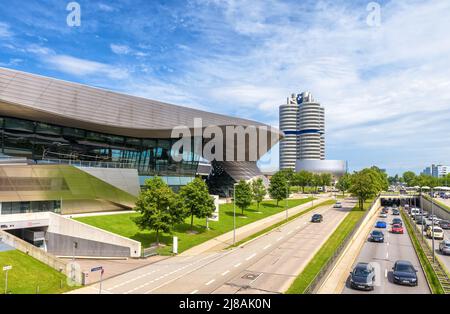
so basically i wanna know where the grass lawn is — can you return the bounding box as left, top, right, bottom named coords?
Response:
left=76, top=197, right=314, bottom=255
left=0, top=250, right=74, bottom=294
left=286, top=198, right=374, bottom=294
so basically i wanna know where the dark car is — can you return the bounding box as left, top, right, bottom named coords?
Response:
left=311, top=214, right=323, bottom=223
left=350, top=263, right=375, bottom=291
left=369, top=230, right=385, bottom=243
left=439, top=220, right=450, bottom=230
left=392, top=218, right=402, bottom=226
left=416, top=217, right=427, bottom=225
left=392, top=209, right=400, bottom=215
left=392, top=260, right=418, bottom=286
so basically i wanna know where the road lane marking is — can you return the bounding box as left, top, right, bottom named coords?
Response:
left=386, top=251, right=389, bottom=259
left=222, top=270, right=230, bottom=276
left=263, top=244, right=271, bottom=250
left=190, top=290, right=198, bottom=294
left=246, top=253, right=256, bottom=261
left=234, top=262, right=242, bottom=268
left=277, top=236, right=284, bottom=241
left=287, top=230, right=294, bottom=235
left=205, top=279, right=215, bottom=286
left=385, top=269, right=388, bottom=278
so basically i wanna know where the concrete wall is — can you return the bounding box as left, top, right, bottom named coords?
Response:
left=76, top=167, right=140, bottom=196
left=0, top=229, right=69, bottom=275
left=47, top=213, right=141, bottom=257
left=420, top=196, right=450, bottom=221
left=46, top=232, right=130, bottom=257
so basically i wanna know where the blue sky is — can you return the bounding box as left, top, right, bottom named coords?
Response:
left=1, top=0, right=450, bottom=175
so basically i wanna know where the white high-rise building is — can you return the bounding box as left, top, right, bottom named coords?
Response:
left=279, top=92, right=325, bottom=170
left=279, top=91, right=346, bottom=176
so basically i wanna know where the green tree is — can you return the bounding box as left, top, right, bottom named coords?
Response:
left=179, top=177, right=215, bottom=230
left=336, top=173, right=351, bottom=196
left=312, top=173, right=322, bottom=193
left=319, top=173, right=332, bottom=190
left=348, top=167, right=387, bottom=209
left=235, top=180, right=253, bottom=215
left=402, top=171, right=417, bottom=186
left=280, top=168, right=295, bottom=187
left=269, top=171, right=289, bottom=206
left=294, top=170, right=313, bottom=193
left=133, top=177, right=181, bottom=244
left=251, top=178, right=266, bottom=210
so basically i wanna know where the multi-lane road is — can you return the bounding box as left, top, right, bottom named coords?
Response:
left=342, top=207, right=430, bottom=294
left=72, top=199, right=356, bottom=294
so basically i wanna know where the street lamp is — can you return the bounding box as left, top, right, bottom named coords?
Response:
left=431, top=187, right=435, bottom=263
left=233, top=183, right=238, bottom=245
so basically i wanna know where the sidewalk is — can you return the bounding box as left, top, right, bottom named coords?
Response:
left=180, top=196, right=331, bottom=256
left=317, top=198, right=381, bottom=294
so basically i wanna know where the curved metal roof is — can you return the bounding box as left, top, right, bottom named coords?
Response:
left=0, top=67, right=282, bottom=145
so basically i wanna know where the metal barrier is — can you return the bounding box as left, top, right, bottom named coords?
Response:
left=303, top=197, right=378, bottom=294
left=38, top=158, right=135, bottom=169
left=142, top=246, right=158, bottom=258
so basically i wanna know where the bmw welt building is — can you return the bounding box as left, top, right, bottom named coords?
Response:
left=0, top=67, right=281, bottom=216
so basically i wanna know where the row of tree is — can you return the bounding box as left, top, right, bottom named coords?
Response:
left=393, top=171, right=450, bottom=188
left=134, top=177, right=215, bottom=244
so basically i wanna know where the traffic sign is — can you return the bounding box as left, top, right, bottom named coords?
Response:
left=2, top=266, right=12, bottom=271
left=91, top=266, right=103, bottom=272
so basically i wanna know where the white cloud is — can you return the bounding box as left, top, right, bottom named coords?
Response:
left=98, top=3, right=116, bottom=12
left=0, top=22, right=13, bottom=38
left=110, top=44, right=131, bottom=55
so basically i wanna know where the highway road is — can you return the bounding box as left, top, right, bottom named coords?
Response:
left=342, top=207, right=430, bottom=294
left=71, top=199, right=355, bottom=294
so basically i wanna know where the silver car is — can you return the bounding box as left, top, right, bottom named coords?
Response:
left=439, top=240, right=450, bottom=255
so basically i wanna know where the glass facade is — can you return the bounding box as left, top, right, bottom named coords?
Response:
left=0, top=200, right=61, bottom=215
left=0, top=116, right=199, bottom=177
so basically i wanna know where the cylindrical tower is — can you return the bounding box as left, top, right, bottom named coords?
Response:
left=279, top=94, right=299, bottom=170
left=297, top=92, right=325, bottom=160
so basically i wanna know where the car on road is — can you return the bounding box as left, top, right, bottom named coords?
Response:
left=334, top=202, right=343, bottom=208
left=426, top=226, right=444, bottom=240
left=375, top=221, right=387, bottom=228
left=410, top=208, right=420, bottom=218
left=380, top=212, right=388, bottom=218
left=439, top=220, right=450, bottom=230
left=392, top=218, right=403, bottom=226
left=350, top=263, right=376, bottom=291
left=392, top=260, right=418, bottom=286
left=369, top=230, right=385, bottom=242
left=391, top=224, right=404, bottom=234
left=392, top=209, right=400, bottom=215
left=439, top=240, right=450, bottom=255
left=311, top=214, right=323, bottom=223
left=416, top=217, right=427, bottom=225
left=382, top=207, right=390, bottom=214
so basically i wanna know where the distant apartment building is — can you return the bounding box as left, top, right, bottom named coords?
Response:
left=422, top=164, right=450, bottom=178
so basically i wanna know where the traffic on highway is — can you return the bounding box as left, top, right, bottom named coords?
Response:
left=342, top=204, right=430, bottom=294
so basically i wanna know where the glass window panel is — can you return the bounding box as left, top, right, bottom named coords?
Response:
left=4, top=118, right=34, bottom=133
left=63, top=127, right=86, bottom=139
left=35, top=122, right=61, bottom=136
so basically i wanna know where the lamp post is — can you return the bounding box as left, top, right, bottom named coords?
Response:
left=233, top=183, right=238, bottom=245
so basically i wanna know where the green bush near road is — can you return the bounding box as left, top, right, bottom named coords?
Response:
left=76, top=198, right=314, bottom=255
left=0, top=250, right=74, bottom=294
left=401, top=210, right=444, bottom=294
left=286, top=199, right=373, bottom=294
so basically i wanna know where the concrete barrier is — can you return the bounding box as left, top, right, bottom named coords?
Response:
left=317, top=197, right=381, bottom=294
left=420, top=196, right=450, bottom=221
left=0, top=229, right=69, bottom=275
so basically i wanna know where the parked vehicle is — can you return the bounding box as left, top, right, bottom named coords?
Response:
left=426, top=226, right=444, bottom=240
left=311, top=214, right=323, bottom=223
left=439, top=220, right=450, bottom=230
left=375, top=221, right=387, bottom=228
left=350, top=263, right=376, bottom=291
left=369, top=230, right=385, bottom=243
left=439, top=240, right=450, bottom=255
left=391, top=224, right=404, bottom=234
left=392, top=260, right=418, bottom=286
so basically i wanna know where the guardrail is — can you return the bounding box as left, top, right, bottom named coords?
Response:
left=402, top=208, right=450, bottom=293
left=37, top=158, right=135, bottom=169
left=303, top=196, right=379, bottom=294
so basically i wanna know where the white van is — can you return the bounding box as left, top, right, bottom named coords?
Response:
left=410, top=208, right=420, bottom=217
